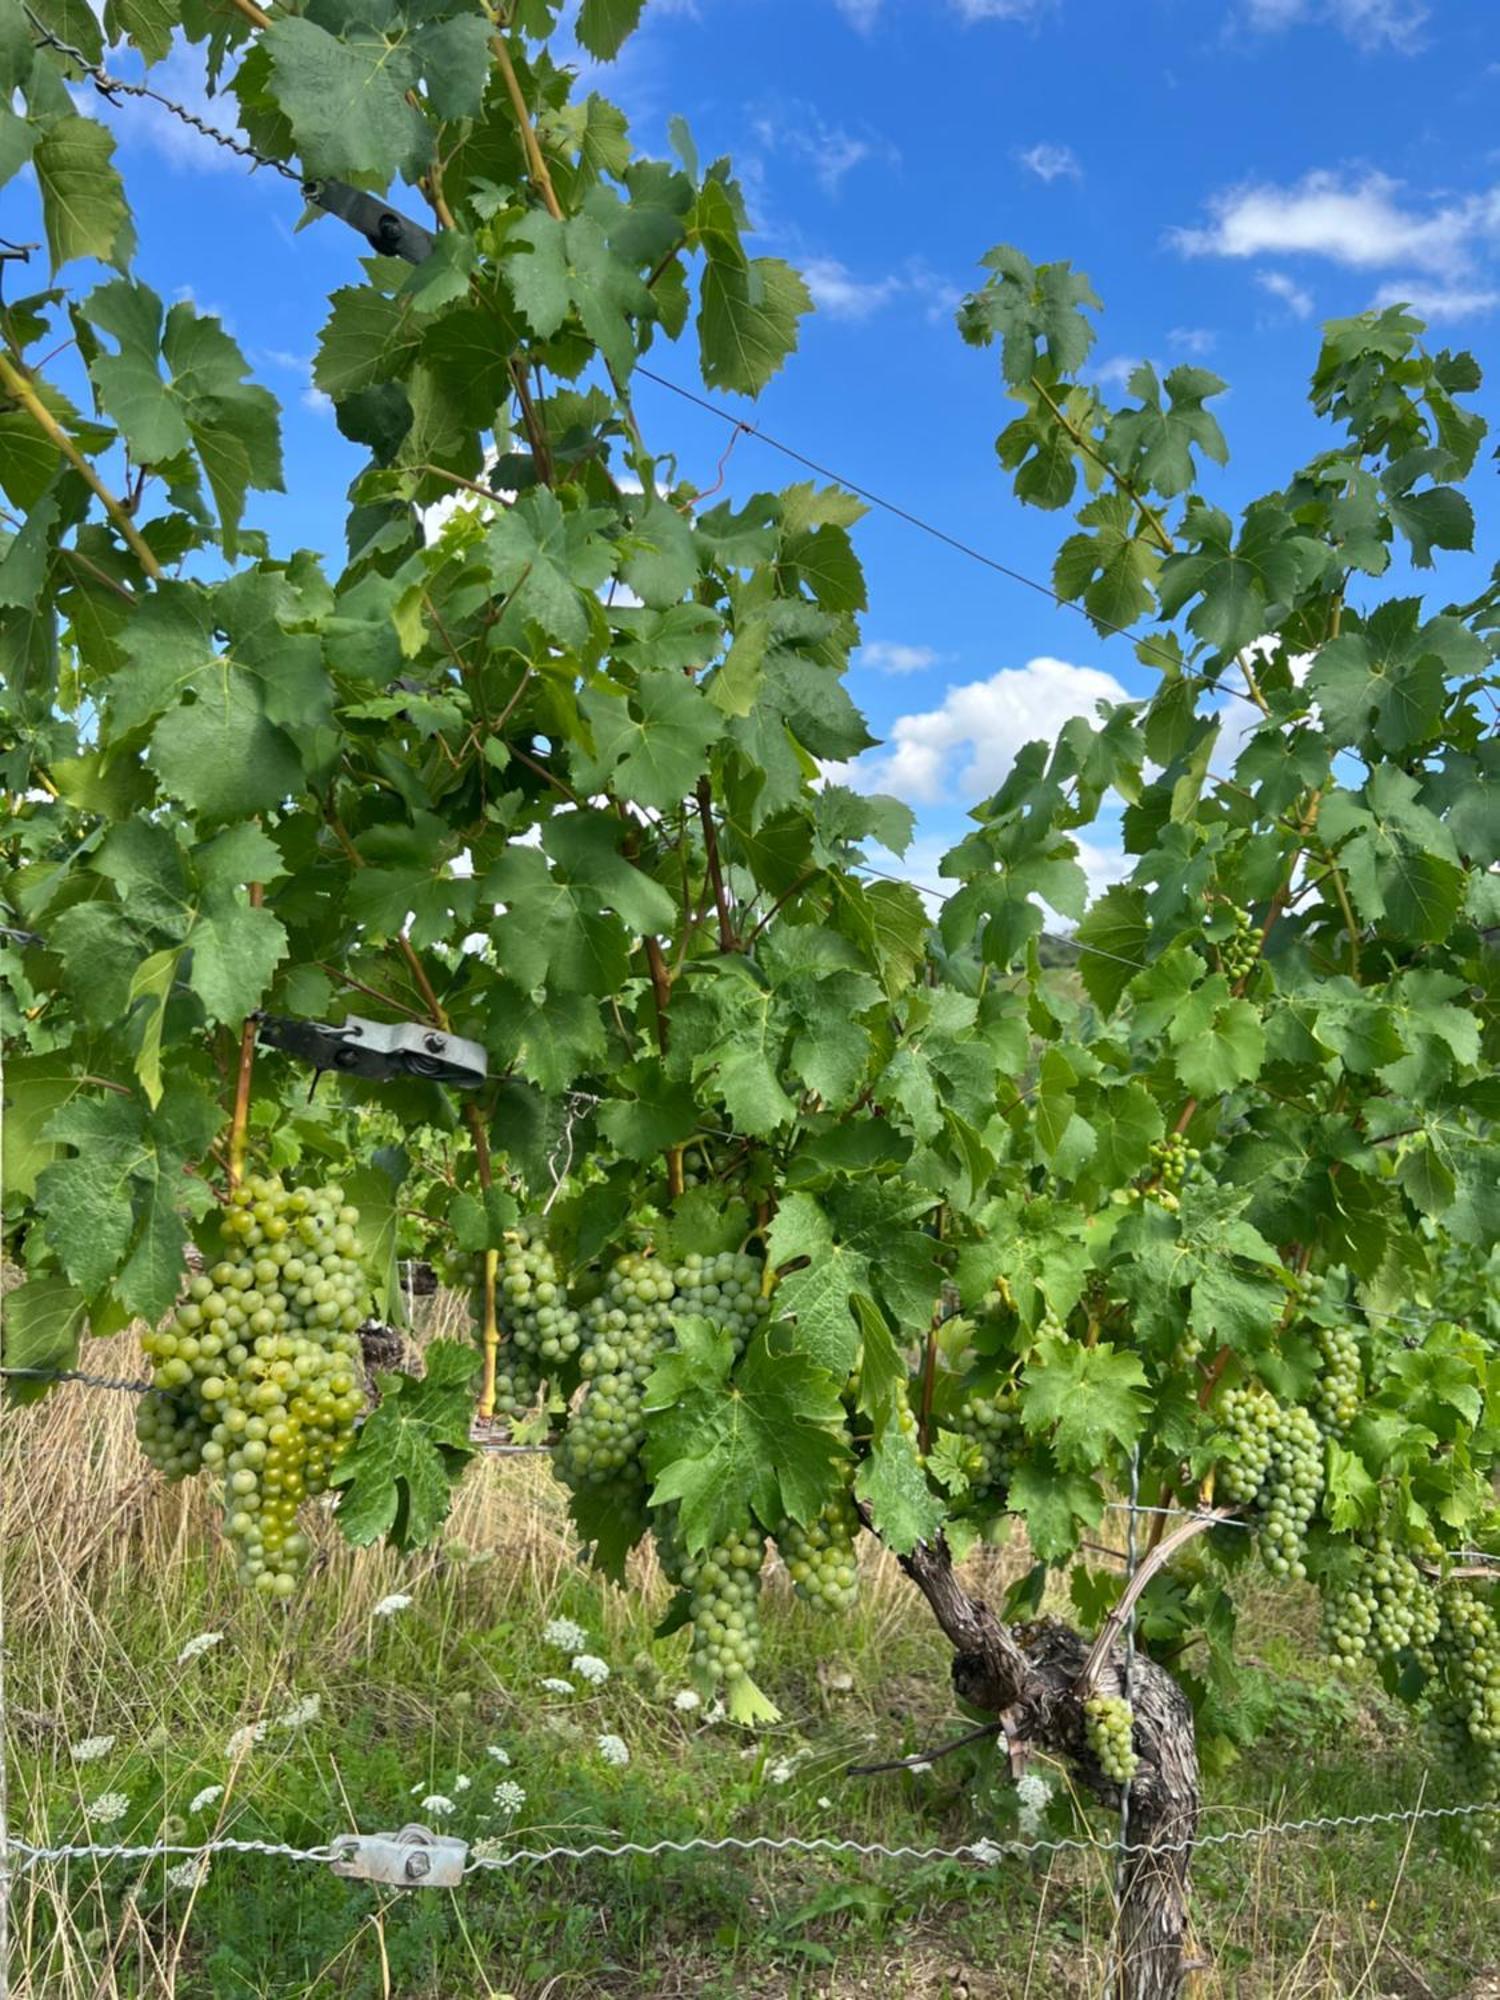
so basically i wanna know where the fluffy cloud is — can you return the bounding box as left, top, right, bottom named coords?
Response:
left=1256, top=269, right=1315, bottom=318
left=836, top=0, right=1047, bottom=24
left=1240, top=0, right=1429, bottom=51
left=750, top=101, right=898, bottom=197
left=1091, top=355, right=1145, bottom=390
left=1171, top=171, right=1500, bottom=276
left=95, top=48, right=260, bottom=176
left=1016, top=142, right=1082, bottom=184
left=1371, top=280, right=1499, bottom=320
left=832, top=0, right=882, bottom=24
left=839, top=656, right=1130, bottom=807
left=1167, top=326, right=1217, bottom=356
left=857, top=641, right=945, bottom=675
left=802, top=258, right=906, bottom=319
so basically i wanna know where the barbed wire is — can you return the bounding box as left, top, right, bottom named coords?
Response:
left=0, top=1366, right=153, bottom=1394
left=21, top=8, right=301, bottom=183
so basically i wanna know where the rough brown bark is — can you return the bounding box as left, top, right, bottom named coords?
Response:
left=898, top=1535, right=1199, bottom=2000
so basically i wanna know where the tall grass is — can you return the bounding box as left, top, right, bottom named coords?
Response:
left=3, top=1313, right=1496, bottom=1997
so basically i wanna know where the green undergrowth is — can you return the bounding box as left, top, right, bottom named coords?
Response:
left=4, top=1485, right=1498, bottom=2000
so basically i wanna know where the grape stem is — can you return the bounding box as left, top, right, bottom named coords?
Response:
left=848, top=1718, right=1001, bottom=1777
left=225, top=885, right=264, bottom=1197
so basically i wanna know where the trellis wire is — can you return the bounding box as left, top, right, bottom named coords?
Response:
left=21, top=8, right=301, bottom=184
left=1108, top=1453, right=1141, bottom=2000
left=7, top=1795, right=1498, bottom=1882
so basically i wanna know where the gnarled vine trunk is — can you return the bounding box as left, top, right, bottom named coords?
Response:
left=899, top=1537, right=1199, bottom=2000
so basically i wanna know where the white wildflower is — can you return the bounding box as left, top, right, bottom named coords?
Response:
left=421, top=1794, right=456, bottom=1818
left=274, top=1694, right=322, bottom=1732
left=493, top=1780, right=526, bottom=1814
left=596, top=1733, right=630, bottom=1769
left=672, top=1689, right=700, bottom=1713
left=970, top=1837, right=1005, bottom=1866
left=767, top=1757, right=796, bottom=1786
left=86, top=1792, right=130, bottom=1825
left=225, top=1722, right=267, bottom=1759
left=372, top=1592, right=412, bottom=1619
left=909, top=1760, right=933, bottom=1776
left=188, top=1785, right=224, bottom=1817
left=486, top=1745, right=512, bottom=1766
left=175, top=1632, right=223, bottom=1665
left=542, top=1616, right=588, bottom=1652
left=704, top=1699, right=726, bottom=1724
left=571, top=1653, right=609, bottom=1686
left=165, top=1857, right=211, bottom=1891
left=539, top=1677, right=575, bottom=1696
left=817, top=1796, right=833, bottom=1810
left=1016, top=1770, right=1053, bottom=1838
left=471, top=1834, right=509, bottom=1861
left=454, top=1774, right=471, bottom=1793
left=69, top=1735, right=116, bottom=1765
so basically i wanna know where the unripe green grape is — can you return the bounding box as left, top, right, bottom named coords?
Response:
left=1083, top=1695, right=1139, bottom=1785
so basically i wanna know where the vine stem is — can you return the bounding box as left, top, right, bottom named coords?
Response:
left=1074, top=1509, right=1238, bottom=1700
left=0, top=350, right=162, bottom=578
left=223, top=0, right=271, bottom=29
left=695, top=777, right=736, bottom=952
left=225, top=886, right=264, bottom=1197
left=492, top=29, right=563, bottom=222
left=1028, top=374, right=1174, bottom=557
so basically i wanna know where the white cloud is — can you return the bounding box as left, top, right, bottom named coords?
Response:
left=858, top=641, right=945, bottom=675
left=833, top=0, right=882, bottom=24
left=750, top=101, right=897, bottom=197
left=1256, top=269, right=1315, bottom=317
left=840, top=657, right=1131, bottom=807
left=1371, top=279, right=1500, bottom=320
left=803, top=258, right=905, bottom=319
left=951, top=0, right=1049, bottom=18
left=1016, top=142, right=1082, bottom=184
left=1171, top=170, right=1500, bottom=276
left=1241, top=0, right=1428, bottom=51
left=1167, top=326, right=1217, bottom=356
left=100, top=47, right=261, bottom=176
left=1092, top=355, right=1145, bottom=390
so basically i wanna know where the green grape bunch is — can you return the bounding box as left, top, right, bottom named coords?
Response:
left=1133, top=1134, right=1201, bottom=1213
left=557, top=1251, right=678, bottom=1487
left=658, top=1516, right=779, bottom=1725
left=950, top=1383, right=1023, bottom=1499
left=777, top=1481, right=861, bottom=1614
left=1427, top=1585, right=1500, bottom=1792
left=1216, top=1385, right=1324, bottom=1579
left=1210, top=902, right=1261, bottom=985
left=1083, top=1694, right=1140, bottom=1785
left=1310, top=1321, right=1362, bottom=1434
left=137, top=1175, right=371, bottom=1597
left=1321, top=1535, right=1439, bottom=1667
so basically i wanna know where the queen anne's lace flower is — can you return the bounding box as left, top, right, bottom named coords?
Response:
left=225, top=1722, right=267, bottom=1759
left=86, top=1792, right=129, bottom=1825
left=486, top=1745, right=512, bottom=1765
left=421, top=1794, right=456, bottom=1818
left=596, top=1733, right=630, bottom=1768
left=175, top=1633, right=223, bottom=1665
left=672, top=1689, right=700, bottom=1713
left=275, top=1694, right=321, bottom=1732
left=372, top=1593, right=412, bottom=1619
left=539, top=1677, right=575, bottom=1696
left=970, top=1837, right=1005, bottom=1865
left=571, top=1653, right=609, bottom=1686
left=1016, top=1770, right=1053, bottom=1838
left=454, top=1773, right=471, bottom=1792
left=69, top=1735, right=115, bottom=1765
left=188, top=1785, right=224, bottom=1817
left=493, top=1780, right=526, bottom=1814
left=165, top=1857, right=211, bottom=1891
left=542, top=1616, right=588, bottom=1652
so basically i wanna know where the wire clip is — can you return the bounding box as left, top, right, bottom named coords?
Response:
left=328, top=1823, right=468, bottom=1888
left=305, top=180, right=436, bottom=266
left=256, top=1012, right=487, bottom=1090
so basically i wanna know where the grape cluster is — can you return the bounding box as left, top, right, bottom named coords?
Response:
left=777, top=1485, right=861, bottom=1614
left=1311, top=1321, right=1362, bottom=1434
left=1214, top=902, right=1260, bottom=984
left=1427, top=1587, right=1500, bottom=1792
left=500, top=1224, right=583, bottom=1367
left=137, top=1176, right=369, bottom=1596
left=672, top=1249, right=770, bottom=1359
left=1217, top=1386, right=1324, bottom=1579
left=1135, top=1134, right=1200, bottom=1213
left=951, top=1384, right=1023, bottom=1498
left=1322, top=1537, right=1439, bottom=1666
left=670, top=1522, right=768, bottom=1691
left=556, top=1253, right=678, bottom=1486
left=1083, top=1695, right=1139, bottom=1785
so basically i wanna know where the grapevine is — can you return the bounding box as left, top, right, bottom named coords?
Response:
left=777, top=1483, right=862, bottom=1615
left=1216, top=1388, right=1323, bottom=1579
left=137, top=1176, right=369, bottom=1596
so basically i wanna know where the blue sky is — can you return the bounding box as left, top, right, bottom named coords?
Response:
left=15, top=0, right=1500, bottom=895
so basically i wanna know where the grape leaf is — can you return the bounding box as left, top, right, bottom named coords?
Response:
left=331, top=1339, right=477, bottom=1550
left=578, top=670, right=724, bottom=812
left=261, top=15, right=429, bottom=183
left=854, top=1424, right=945, bottom=1555
left=1021, top=1334, right=1148, bottom=1471
left=577, top=0, right=645, bottom=58
left=0, top=1275, right=89, bottom=1401
left=642, top=1320, right=850, bottom=1551
left=34, top=115, right=134, bottom=275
